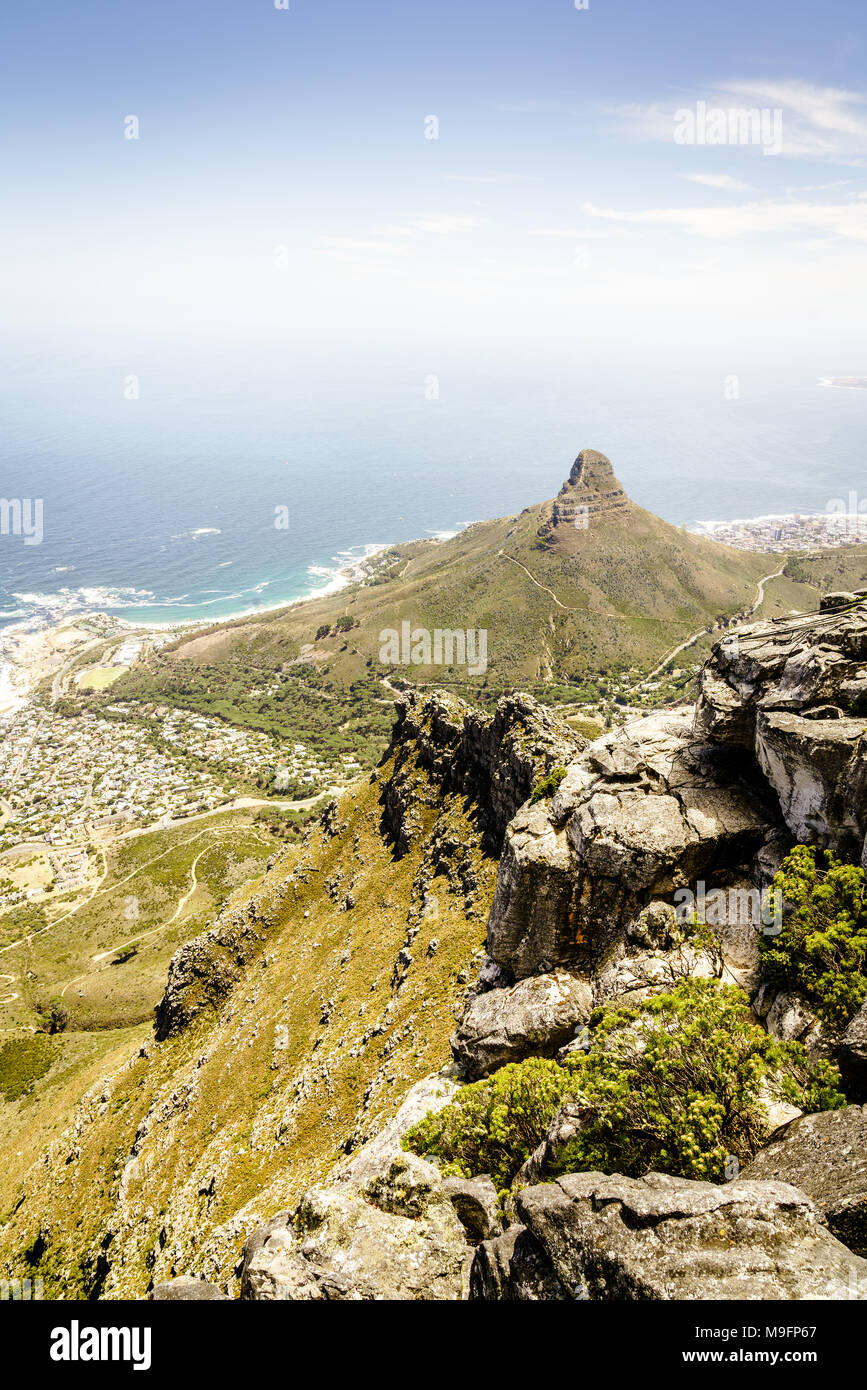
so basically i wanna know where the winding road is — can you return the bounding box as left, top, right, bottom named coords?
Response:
left=644, top=566, right=786, bottom=682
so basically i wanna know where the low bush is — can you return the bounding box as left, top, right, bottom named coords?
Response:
left=405, top=979, right=845, bottom=1188
left=762, top=846, right=867, bottom=1028
left=529, top=766, right=567, bottom=804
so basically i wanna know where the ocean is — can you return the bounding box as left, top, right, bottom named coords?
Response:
left=1, top=344, right=865, bottom=635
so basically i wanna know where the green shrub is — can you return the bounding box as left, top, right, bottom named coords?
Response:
left=530, top=766, right=567, bottom=804
left=551, top=981, right=843, bottom=1182
left=404, top=1057, right=574, bottom=1190
left=762, top=846, right=867, bottom=1028
left=405, top=980, right=844, bottom=1188
left=35, top=998, right=69, bottom=1035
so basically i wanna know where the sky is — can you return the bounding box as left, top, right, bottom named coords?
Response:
left=1, top=0, right=866, bottom=366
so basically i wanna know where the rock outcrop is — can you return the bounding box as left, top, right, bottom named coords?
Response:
left=380, top=689, right=585, bottom=856
left=486, top=709, right=774, bottom=979
left=537, top=447, right=632, bottom=541
left=473, top=1171, right=867, bottom=1300
left=744, top=1106, right=867, bottom=1256
left=469, top=1224, right=569, bottom=1300
left=695, top=598, right=867, bottom=862
left=240, top=1177, right=469, bottom=1301
left=452, top=970, right=593, bottom=1080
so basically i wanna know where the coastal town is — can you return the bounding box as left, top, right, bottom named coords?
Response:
left=0, top=604, right=364, bottom=915
left=0, top=698, right=351, bottom=908
left=689, top=509, right=867, bottom=553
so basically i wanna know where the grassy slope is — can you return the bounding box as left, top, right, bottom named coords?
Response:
left=98, top=488, right=800, bottom=759
left=0, top=735, right=496, bottom=1299
left=103, top=483, right=867, bottom=763
left=0, top=810, right=286, bottom=1229
left=168, top=499, right=775, bottom=684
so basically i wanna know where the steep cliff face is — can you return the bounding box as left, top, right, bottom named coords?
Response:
left=0, top=692, right=577, bottom=1300
left=537, top=447, right=632, bottom=540
left=380, top=689, right=585, bottom=857
left=4, top=602, right=867, bottom=1302
left=484, top=598, right=867, bottom=987
left=485, top=708, right=776, bottom=980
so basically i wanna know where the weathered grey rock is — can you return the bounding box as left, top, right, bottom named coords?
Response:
left=241, top=1182, right=468, bottom=1301
left=766, top=990, right=820, bottom=1043
left=695, top=603, right=867, bottom=860
left=442, top=1175, right=502, bottom=1243
left=762, top=988, right=837, bottom=1066
left=149, top=1276, right=230, bottom=1300
left=512, top=1170, right=867, bottom=1300
left=756, top=710, right=865, bottom=852
left=745, top=1106, right=867, bottom=1256
left=476, top=955, right=513, bottom=992
left=381, top=689, right=585, bottom=857
left=331, top=1072, right=458, bottom=1191
left=469, top=1225, right=570, bottom=1300
left=626, top=899, right=681, bottom=950
left=452, top=971, right=593, bottom=1080
left=487, top=710, right=773, bottom=979
left=363, top=1151, right=446, bottom=1218
left=839, top=1000, right=867, bottom=1099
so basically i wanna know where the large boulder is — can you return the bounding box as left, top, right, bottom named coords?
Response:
left=504, top=1170, right=867, bottom=1300
left=487, top=711, right=773, bottom=979
left=451, top=971, right=593, bottom=1080
left=240, top=1177, right=468, bottom=1301
left=695, top=601, right=867, bottom=862
left=331, top=1071, right=459, bottom=1191
left=744, top=1106, right=867, bottom=1256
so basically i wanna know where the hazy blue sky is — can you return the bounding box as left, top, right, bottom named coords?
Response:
left=2, top=0, right=866, bottom=363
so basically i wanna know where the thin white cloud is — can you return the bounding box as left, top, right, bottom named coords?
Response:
left=407, top=214, right=479, bottom=235
left=381, top=214, right=480, bottom=238
left=682, top=173, right=753, bottom=190
left=438, top=171, right=528, bottom=185
left=608, top=79, right=867, bottom=164
left=528, top=226, right=635, bottom=240
left=583, top=197, right=867, bottom=241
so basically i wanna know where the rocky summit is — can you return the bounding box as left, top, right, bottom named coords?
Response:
left=538, top=447, right=632, bottom=540
left=3, top=598, right=867, bottom=1301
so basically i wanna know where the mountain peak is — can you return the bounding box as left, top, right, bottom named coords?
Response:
left=566, top=447, right=625, bottom=495
left=539, top=448, right=631, bottom=541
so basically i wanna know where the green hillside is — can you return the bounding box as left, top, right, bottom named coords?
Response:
left=103, top=449, right=867, bottom=759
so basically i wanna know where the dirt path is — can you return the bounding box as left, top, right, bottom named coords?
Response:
left=498, top=551, right=585, bottom=612
left=89, top=843, right=212, bottom=965
left=644, top=566, right=786, bottom=682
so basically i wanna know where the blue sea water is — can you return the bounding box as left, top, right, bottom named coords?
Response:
left=0, top=343, right=865, bottom=635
